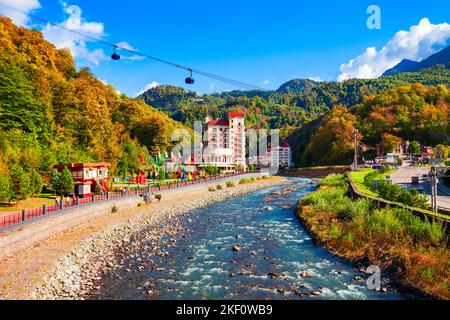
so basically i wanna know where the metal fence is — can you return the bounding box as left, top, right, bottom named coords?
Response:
left=0, top=173, right=247, bottom=230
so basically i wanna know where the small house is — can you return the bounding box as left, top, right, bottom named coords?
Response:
left=54, top=162, right=111, bottom=197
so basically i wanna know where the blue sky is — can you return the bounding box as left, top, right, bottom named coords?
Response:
left=1, top=0, right=450, bottom=95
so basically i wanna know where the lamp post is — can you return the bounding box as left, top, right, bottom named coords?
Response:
left=353, top=129, right=359, bottom=171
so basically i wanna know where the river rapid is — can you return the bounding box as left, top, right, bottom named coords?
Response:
left=85, top=178, right=412, bottom=300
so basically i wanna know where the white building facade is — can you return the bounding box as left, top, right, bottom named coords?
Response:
left=202, top=113, right=247, bottom=171
left=268, top=142, right=293, bottom=168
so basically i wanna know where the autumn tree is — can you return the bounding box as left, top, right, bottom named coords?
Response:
left=382, top=133, right=402, bottom=153
left=301, top=106, right=360, bottom=166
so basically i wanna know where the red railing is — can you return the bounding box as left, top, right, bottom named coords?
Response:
left=0, top=172, right=248, bottom=230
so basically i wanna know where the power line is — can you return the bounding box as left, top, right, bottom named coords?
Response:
left=0, top=1, right=267, bottom=91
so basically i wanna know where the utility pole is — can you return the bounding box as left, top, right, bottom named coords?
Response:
left=353, top=129, right=359, bottom=171
left=430, top=166, right=440, bottom=214
left=431, top=166, right=450, bottom=214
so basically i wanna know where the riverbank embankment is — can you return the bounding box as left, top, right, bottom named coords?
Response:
left=0, top=174, right=289, bottom=300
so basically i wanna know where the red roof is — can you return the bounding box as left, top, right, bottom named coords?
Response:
left=282, top=141, right=291, bottom=148
left=54, top=162, right=111, bottom=170
left=207, top=119, right=229, bottom=126
left=229, top=112, right=245, bottom=118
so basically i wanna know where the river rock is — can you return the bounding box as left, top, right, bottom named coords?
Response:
left=300, top=271, right=314, bottom=278
left=232, top=246, right=242, bottom=252
left=268, top=272, right=284, bottom=278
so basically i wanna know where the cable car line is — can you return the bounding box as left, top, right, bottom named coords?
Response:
left=0, top=1, right=267, bottom=91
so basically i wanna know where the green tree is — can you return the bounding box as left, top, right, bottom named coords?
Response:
left=31, top=170, right=43, bottom=198
left=410, top=141, right=421, bottom=155
left=0, top=171, right=13, bottom=202
left=10, top=166, right=33, bottom=201
left=158, top=167, right=166, bottom=181
left=50, top=167, right=74, bottom=199
left=382, top=133, right=402, bottom=153
left=434, top=144, right=449, bottom=160
left=204, top=165, right=219, bottom=176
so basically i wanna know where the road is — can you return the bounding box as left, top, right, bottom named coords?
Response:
left=390, top=163, right=450, bottom=210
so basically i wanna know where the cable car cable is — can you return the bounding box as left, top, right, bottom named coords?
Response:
left=0, top=1, right=267, bottom=91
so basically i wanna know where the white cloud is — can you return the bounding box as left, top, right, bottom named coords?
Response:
left=115, top=41, right=136, bottom=51
left=114, top=41, right=143, bottom=61
left=135, top=81, right=160, bottom=97
left=338, top=18, right=450, bottom=81
left=42, top=3, right=107, bottom=66
left=307, top=76, right=324, bottom=82
left=209, top=83, right=217, bottom=91
left=262, top=79, right=270, bottom=85
left=0, top=0, right=41, bottom=26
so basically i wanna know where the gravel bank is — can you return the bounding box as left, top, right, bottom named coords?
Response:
left=34, top=177, right=291, bottom=300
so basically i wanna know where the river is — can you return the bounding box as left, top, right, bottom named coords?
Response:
left=86, top=178, right=411, bottom=300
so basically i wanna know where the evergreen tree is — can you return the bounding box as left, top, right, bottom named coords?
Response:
left=31, top=170, right=44, bottom=198
left=50, top=167, right=74, bottom=199
left=0, top=171, right=13, bottom=202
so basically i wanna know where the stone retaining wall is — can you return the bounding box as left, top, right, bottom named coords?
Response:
left=346, top=173, right=450, bottom=231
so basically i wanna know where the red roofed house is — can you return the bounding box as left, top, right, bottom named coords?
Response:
left=54, top=162, right=111, bottom=197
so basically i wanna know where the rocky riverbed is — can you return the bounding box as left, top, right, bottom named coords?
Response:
left=33, top=177, right=292, bottom=300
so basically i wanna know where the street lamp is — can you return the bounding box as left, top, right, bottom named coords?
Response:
left=353, top=129, right=359, bottom=171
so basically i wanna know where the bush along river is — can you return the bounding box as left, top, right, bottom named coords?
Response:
left=84, top=178, right=412, bottom=300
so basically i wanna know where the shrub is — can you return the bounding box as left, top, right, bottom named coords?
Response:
left=111, top=205, right=119, bottom=214
left=226, top=181, right=235, bottom=188
left=376, top=181, right=429, bottom=209
left=239, top=178, right=252, bottom=185
left=330, top=224, right=341, bottom=238
left=216, top=184, right=223, bottom=190
left=379, top=165, right=391, bottom=174
left=341, top=231, right=355, bottom=245
left=364, top=170, right=379, bottom=188
left=320, top=174, right=347, bottom=188
left=365, top=208, right=403, bottom=235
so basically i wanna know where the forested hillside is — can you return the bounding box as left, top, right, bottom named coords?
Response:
left=296, top=84, right=449, bottom=166
left=138, top=63, right=449, bottom=166
left=138, top=66, right=450, bottom=132
left=383, top=45, right=450, bottom=76
left=0, top=17, right=184, bottom=199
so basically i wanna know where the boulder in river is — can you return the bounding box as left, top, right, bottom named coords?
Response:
left=300, top=271, right=314, bottom=278
left=268, top=272, right=285, bottom=278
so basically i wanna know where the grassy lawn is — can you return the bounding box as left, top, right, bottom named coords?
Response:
left=349, top=169, right=450, bottom=219
left=348, top=169, right=394, bottom=198
left=0, top=196, right=56, bottom=214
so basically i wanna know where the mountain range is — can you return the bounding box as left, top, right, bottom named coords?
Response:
left=383, top=45, right=450, bottom=76
left=138, top=48, right=450, bottom=166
